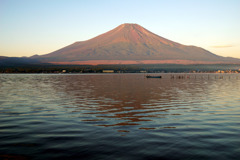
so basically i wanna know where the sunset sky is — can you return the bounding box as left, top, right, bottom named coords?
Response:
left=1, top=0, right=240, bottom=58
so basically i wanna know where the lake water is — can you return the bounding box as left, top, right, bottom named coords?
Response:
left=0, top=73, right=240, bottom=160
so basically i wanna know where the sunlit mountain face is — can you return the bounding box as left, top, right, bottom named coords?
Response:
left=32, top=23, right=240, bottom=65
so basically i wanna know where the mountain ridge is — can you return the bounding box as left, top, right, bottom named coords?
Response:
left=32, top=23, right=239, bottom=64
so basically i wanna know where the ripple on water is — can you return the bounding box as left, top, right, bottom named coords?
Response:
left=0, top=74, right=240, bottom=159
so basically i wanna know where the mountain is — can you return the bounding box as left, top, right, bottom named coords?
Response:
left=33, top=23, right=239, bottom=65
left=0, top=56, right=42, bottom=67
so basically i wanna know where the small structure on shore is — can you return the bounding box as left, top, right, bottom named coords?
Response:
left=103, top=70, right=114, bottom=73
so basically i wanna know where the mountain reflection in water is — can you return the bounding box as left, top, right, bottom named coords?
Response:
left=46, top=74, right=238, bottom=131
left=1, top=73, right=240, bottom=160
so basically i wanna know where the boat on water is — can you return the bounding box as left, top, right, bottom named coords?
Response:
left=146, top=75, right=162, bottom=78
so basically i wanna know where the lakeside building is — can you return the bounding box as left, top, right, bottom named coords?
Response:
left=216, top=70, right=240, bottom=73
left=102, top=70, right=114, bottom=73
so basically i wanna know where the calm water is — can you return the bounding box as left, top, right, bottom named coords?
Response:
left=0, top=73, right=240, bottom=160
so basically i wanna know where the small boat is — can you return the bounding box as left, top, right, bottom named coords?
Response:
left=146, top=75, right=162, bottom=78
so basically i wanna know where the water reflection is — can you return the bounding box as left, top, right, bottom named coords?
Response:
left=43, top=74, right=240, bottom=131
left=1, top=74, right=240, bottom=159
left=2, top=73, right=239, bottom=131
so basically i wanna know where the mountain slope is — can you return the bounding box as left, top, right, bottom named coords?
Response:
left=33, top=23, right=239, bottom=64
left=0, top=56, right=42, bottom=66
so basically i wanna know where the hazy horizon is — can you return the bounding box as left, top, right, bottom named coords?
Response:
left=0, top=0, right=240, bottom=58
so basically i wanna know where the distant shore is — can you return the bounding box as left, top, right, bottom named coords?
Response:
left=1, top=64, right=240, bottom=74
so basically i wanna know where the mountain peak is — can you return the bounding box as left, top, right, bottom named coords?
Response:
left=117, top=23, right=149, bottom=35
left=120, top=23, right=137, bottom=26
left=119, top=23, right=140, bottom=28
left=35, top=23, right=239, bottom=64
left=91, top=23, right=174, bottom=45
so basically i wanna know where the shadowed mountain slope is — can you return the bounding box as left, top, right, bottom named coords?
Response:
left=0, top=56, right=42, bottom=66
left=33, top=23, right=240, bottom=64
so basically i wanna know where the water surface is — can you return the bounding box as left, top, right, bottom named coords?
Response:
left=0, top=74, right=240, bottom=160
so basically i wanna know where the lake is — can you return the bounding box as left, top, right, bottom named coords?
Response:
left=0, top=73, right=240, bottom=160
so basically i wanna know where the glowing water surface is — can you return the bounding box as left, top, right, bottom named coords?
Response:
left=0, top=74, right=240, bottom=160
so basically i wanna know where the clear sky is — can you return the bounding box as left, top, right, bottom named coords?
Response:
left=0, top=0, right=240, bottom=58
